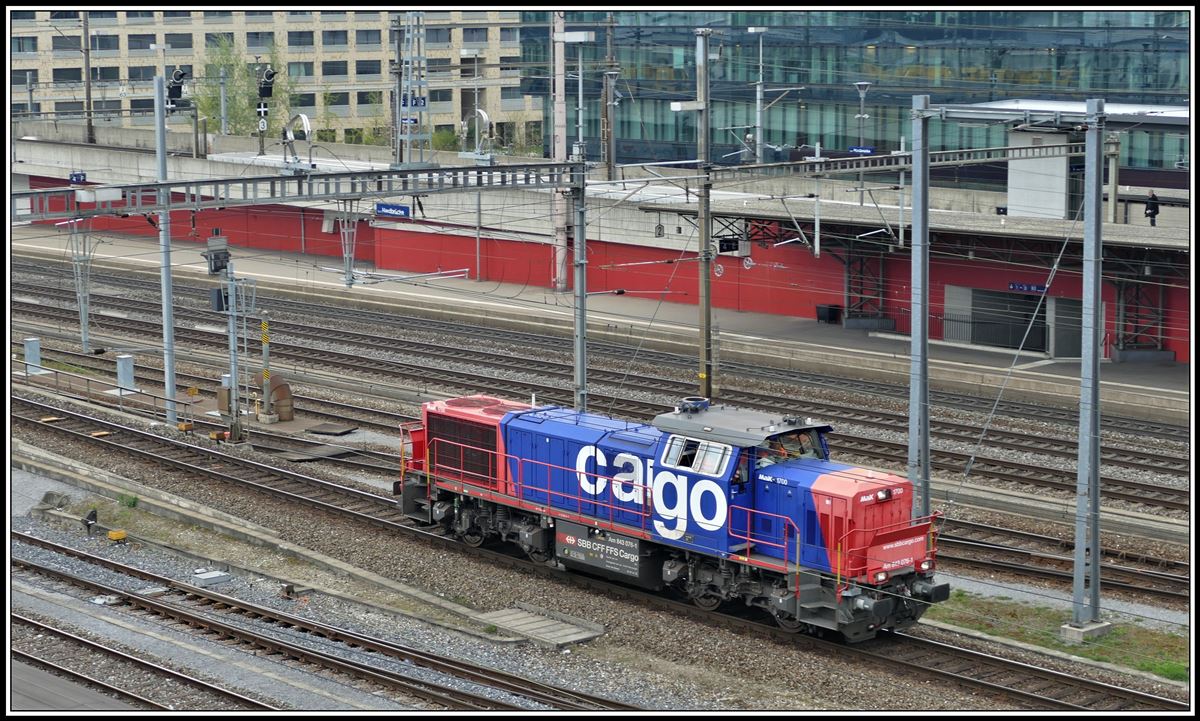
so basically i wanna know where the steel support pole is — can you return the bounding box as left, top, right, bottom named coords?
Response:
left=475, top=192, right=482, bottom=281
left=755, top=33, right=764, bottom=165
left=27, top=72, right=35, bottom=114
left=219, top=67, right=227, bottom=135
left=68, top=219, right=92, bottom=353
left=1071, top=99, right=1105, bottom=627
left=696, top=28, right=714, bottom=399
left=155, top=75, right=178, bottom=424
left=603, top=12, right=617, bottom=181
left=83, top=11, right=94, bottom=144
left=226, top=262, right=243, bottom=441
left=577, top=49, right=584, bottom=147
left=572, top=161, right=588, bottom=411
left=907, top=95, right=931, bottom=518
left=552, top=12, right=568, bottom=292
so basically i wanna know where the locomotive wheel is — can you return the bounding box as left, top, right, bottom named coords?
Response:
left=692, top=593, right=723, bottom=611
left=461, top=528, right=486, bottom=547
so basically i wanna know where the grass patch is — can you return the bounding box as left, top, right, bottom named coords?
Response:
left=925, top=590, right=1189, bottom=682
left=37, top=358, right=99, bottom=376
left=117, top=493, right=139, bottom=508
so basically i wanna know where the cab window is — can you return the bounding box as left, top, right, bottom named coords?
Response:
left=662, top=435, right=731, bottom=477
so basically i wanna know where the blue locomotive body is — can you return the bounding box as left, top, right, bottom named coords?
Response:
left=399, top=395, right=948, bottom=641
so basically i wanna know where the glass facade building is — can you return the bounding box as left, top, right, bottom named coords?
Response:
left=520, top=11, right=1190, bottom=173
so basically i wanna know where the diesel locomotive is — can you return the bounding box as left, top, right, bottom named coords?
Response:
left=397, top=395, right=949, bottom=642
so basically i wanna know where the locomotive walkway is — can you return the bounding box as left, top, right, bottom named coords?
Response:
left=11, top=223, right=1189, bottom=426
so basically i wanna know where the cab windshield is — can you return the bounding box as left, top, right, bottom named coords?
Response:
left=755, top=429, right=824, bottom=467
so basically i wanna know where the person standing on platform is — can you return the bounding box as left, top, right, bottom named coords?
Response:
left=1145, top=191, right=1161, bottom=227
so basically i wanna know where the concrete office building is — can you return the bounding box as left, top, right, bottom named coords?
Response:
left=10, top=10, right=542, bottom=151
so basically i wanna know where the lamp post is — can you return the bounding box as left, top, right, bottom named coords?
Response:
left=854, top=80, right=871, bottom=205
left=748, top=27, right=767, bottom=164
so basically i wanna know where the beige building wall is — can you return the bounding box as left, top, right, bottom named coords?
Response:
left=10, top=10, right=541, bottom=151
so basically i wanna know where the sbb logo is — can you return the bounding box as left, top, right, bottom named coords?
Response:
left=574, top=446, right=727, bottom=540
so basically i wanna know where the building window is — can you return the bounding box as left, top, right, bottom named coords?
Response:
left=87, top=11, right=118, bottom=20
left=126, top=11, right=154, bottom=20
left=128, top=34, right=156, bottom=50
left=322, top=30, right=348, bottom=46
left=14, top=36, right=37, bottom=53
left=128, top=66, right=156, bottom=81
left=427, top=28, right=451, bottom=44
left=429, top=89, right=452, bottom=103
left=501, top=86, right=523, bottom=100
left=12, top=69, right=39, bottom=84
left=246, top=31, right=274, bottom=49
left=91, top=66, right=121, bottom=82
left=12, top=11, right=35, bottom=20
left=290, top=93, right=316, bottom=107
left=315, top=129, right=337, bottom=142
left=288, top=61, right=314, bottom=77
left=355, top=28, right=381, bottom=46
left=322, top=61, right=348, bottom=77
left=463, top=28, right=489, bottom=44
left=50, top=11, right=79, bottom=20
left=205, top=32, right=234, bottom=49
left=90, top=34, right=120, bottom=51
left=288, top=31, right=314, bottom=47
left=53, top=68, right=83, bottom=83
left=344, top=128, right=364, bottom=144
left=203, top=11, right=232, bottom=19
left=322, top=11, right=346, bottom=18
left=56, top=101, right=85, bottom=115
left=130, top=97, right=155, bottom=110
left=13, top=102, right=42, bottom=114
left=53, top=36, right=82, bottom=52
left=164, top=33, right=193, bottom=50
left=245, top=11, right=274, bottom=18
left=325, top=92, right=349, bottom=106
left=287, top=11, right=312, bottom=16
left=428, top=58, right=451, bottom=76
left=162, top=11, right=191, bottom=19
left=94, top=99, right=122, bottom=114
left=356, top=91, right=382, bottom=105
left=356, top=59, right=381, bottom=76
left=500, top=27, right=519, bottom=43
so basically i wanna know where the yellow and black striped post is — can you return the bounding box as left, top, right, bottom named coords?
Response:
left=260, top=311, right=272, bottom=416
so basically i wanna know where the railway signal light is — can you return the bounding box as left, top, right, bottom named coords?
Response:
left=258, top=66, right=277, bottom=99
left=167, top=68, right=187, bottom=100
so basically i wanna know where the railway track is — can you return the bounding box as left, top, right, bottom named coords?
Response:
left=11, top=270, right=1191, bottom=443
left=11, top=614, right=276, bottom=710
left=11, top=532, right=640, bottom=712
left=12, top=304, right=1190, bottom=515
left=11, top=395, right=1188, bottom=711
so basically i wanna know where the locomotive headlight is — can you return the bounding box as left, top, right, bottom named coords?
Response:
left=875, top=489, right=892, bottom=502
left=873, top=571, right=889, bottom=583
left=919, top=559, right=934, bottom=572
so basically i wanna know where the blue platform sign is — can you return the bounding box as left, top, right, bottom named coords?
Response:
left=375, top=203, right=411, bottom=219
left=848, top=146, right=874, bottom=155
left=400, top=95, right=427, bottom=108
left=69, top=172, right=87, bottom=184
left=1009, top=282, right=1047, bottom=294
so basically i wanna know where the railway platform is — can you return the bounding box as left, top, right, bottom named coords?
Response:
left=10, top=223, right=1191, bottom=426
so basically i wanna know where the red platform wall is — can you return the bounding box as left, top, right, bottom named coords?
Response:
left=25, top=175, right=1189, bottom=362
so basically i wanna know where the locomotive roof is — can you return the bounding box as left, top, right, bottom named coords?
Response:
left=652, top=403, right=828, bottom=448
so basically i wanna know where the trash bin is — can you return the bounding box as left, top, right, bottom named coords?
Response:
left=816, top=304, right=842, bottom=324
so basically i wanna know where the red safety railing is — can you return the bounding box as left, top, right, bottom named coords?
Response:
left=426, top=437, right=655, bottom=535
left=833, top=512, right=942, bottom=599
left=728, top=505, right=805, bottom=593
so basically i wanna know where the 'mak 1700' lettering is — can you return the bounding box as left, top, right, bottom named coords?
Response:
left=574, top=446, right=727, bottom=540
